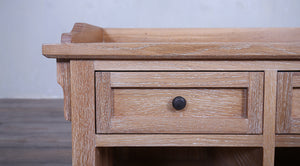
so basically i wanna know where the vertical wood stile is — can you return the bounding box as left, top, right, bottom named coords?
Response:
left=70, top=60, right=96, bottom=166
left=248, top=72, right=264, bottom=133
left=96, top=72, right=113, bottom=133
left=276, top=72, right=293, bottom=133
left=263, top=70, right=277, bottom=166
left=71, top=60, right=114, bottom=166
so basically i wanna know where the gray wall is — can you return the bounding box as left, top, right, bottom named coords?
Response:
left=1, top=0, right=300, bottom=98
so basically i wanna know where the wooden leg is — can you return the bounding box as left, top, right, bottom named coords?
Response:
left=70, top=60, right=98, bottom=166
left=263, top=70, right=277, bottom=166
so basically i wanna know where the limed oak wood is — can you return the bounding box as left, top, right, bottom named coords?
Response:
left=57, top=59, right=71, bottom=121
left=95, top=72, right=112, bottom=133
left=276, top=135, right=300, bottom=147
left=277, top=72, right=300, bottom=134
left=109, top=117, right=249, bottom=133
left=42, top=42, right=300, bottom=60
left=263, top=71, right=277, bottom=166
left=70, top=61, right=98, bottom=166
left=113, top=89, right=246, bottom=118
left=58, top=23, right=104, bottom=121
left=95, top=135, right=263, bottom=147
left=42, top=23, right=300, bottom=166
left=96, top=72, right=263, bottom=134
left=43, top=26, right=300, bottom=59
left=94, top=60, right=300, bottom=71
left=276, top=72, right=293, bottom=133
left=110, top=72, right=249, bottom=88
left=103, top=28, right=300, bottom=43
left=61, top=23, right=103, bottom=43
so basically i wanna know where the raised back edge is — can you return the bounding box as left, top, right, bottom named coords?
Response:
left=102, top=28, right=300, bottom=43
left=61, top=23, right=104, bottom=43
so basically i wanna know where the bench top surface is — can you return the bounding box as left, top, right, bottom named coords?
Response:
left=42, top=23, right=300, bottom=60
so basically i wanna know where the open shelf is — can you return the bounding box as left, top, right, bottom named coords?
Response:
left=99, top=147, right=263, bottom=166
left=275, top=148, right=300, bottom=166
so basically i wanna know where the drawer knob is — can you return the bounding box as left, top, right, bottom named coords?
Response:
left=172, top=96, right=186, bottom=110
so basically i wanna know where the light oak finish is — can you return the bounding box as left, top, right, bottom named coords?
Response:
left=277, top=72, right=300, bottom=134
left=96, top=72, right=263, bottom=134
left=263, top=71, right=277, bottom=166
left=61, top=23, right=103, bottom=43
left=42, top=23, right=300, bottom=166
left=102, top=28, right=300, bottom=43
left=113, top=89, right=246, bottom=118
left=276, top=135, right=300, bottom=147
left=43, top=27, right=300, bottom=60
left=96, top=72, right=113, bottom=133
left=70, top=60, right=98, bottom=166
left=57, top=59, right=71, bottom=121
left=57, top=23, right=103, bottom=121
left=109, top=72, right=250, bottom=87
left=94, top=60, right=300, bottom=71
left=43, top=42, right=300, bottom=60
left=95, top=134, right=263, bottom=147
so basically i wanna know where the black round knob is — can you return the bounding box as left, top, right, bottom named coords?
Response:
left=172, top=96, right=186, bottom=110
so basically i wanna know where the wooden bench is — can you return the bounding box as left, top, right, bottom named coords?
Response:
left=42, top=23, right=300, bottom=166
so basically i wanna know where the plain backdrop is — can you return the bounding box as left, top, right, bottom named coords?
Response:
left=1, top=0, right=300, bottom=98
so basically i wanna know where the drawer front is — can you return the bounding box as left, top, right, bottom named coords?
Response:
left=277, top=72, right=300, bottom=134
left=96, top=72, right=263, bottom=134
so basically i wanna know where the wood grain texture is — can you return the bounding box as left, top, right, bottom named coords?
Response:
left=247, top=72, right=264, bottom=133
left=263, top=70, right=277, bottom=166
left=61, top=23, right=103, bottom=43
left=70, top=60, right=98, bottom=166
left=96, top=72, right=263, bottom=134
left=292, top=88, right=300, bottom=119
left=95, top=72, right=113, bottom=133
left=276, top=72, right=293, bottom=133
left=103, top=28, right=300, bottom=43
left=277, top=72, right=300, bottom=134
left=275, top=135, right=300, bottom=147
left=291, top=74, right=300, bottom=133
left=112, top=147, right=262, bottom=166
left=110, top=89, right=248, bottom=133
left=57, top=59, right=71, bottom=121
left=113, top=89, right=246, bottom=118
left=291, top=72, right=300, bottom=87
left=42, top=23, right=300, bottom=165
left=58, top=23, right=104, bottom=121
left=95, top=135, right=263, bottom=147
left=94, top=60, right=300, bottom=71
left=42, top=42, right=300, bottom=60
left=109, top=117, right=249, bottom=133
left=43, top=27, right=300, bottom=60
left=110, top=72, right=249, bottom=88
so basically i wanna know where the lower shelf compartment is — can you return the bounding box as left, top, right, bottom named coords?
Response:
left=275, top=147, right=300, bottom=166
left=98, top=147, right=263, bottom=166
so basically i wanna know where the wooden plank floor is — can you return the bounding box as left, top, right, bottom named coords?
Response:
left=0, top=99, right=71, bottom=166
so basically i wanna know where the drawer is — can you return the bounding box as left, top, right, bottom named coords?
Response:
left=277, top=72, right=300, bottom=134
left=96, top=72, right=264, bottom=134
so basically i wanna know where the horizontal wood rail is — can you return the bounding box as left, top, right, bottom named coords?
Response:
left=276, top=135, right=300, bottom=147
left=95, top=134, right=263, bottom=147
left=43, top=42, right=300, bottom=60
